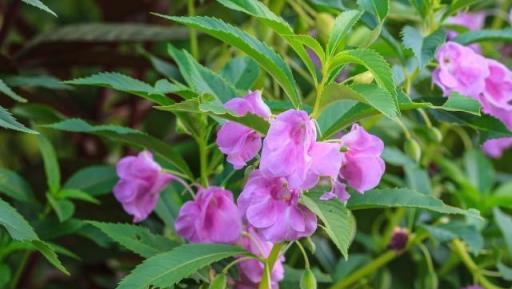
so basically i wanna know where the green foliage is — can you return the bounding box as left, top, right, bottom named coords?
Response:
left=327, top=10, right=363, bottom=56
left=0, top=198, right=39, bottom=241
left=401, top=26, right=446, bottom=68
left=0, top=168, right=35, bottom=203
left=454, top=28, right=512, bottom=45
left=36, top=134, right=61, bottom=194
left=21, top=0, right=56, bottom=17
left=63, top=166, right=117, bottom=196
left=357, top=0, right=389, bottom=22
left=494, top=208, right=512, bottom=255
left=0, top=105, right=38, bottom=134
left=0, top=79, right=27, bottom=103
left=220, top=57, right=260, bottom=91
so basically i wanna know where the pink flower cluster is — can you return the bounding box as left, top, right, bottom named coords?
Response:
left=433, top=41, right=512, bottom=158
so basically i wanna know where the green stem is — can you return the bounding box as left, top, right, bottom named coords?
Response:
left=198, top=136, right=209, bottom=187
left=9, top=251, right=30, bottom=289
left=258, top=243, right=285, bottom=289
left=187, top=0, right=199, bottom=59
left=295, top=241, right=310, bottom=269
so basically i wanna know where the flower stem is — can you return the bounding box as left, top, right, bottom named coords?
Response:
left=258, top=243, right=285, bottom=289
left=187, top=0, right=199, bottom=59
left=198, top=137, right=209, bottom=187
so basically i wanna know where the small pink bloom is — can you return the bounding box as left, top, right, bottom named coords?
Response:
left=480, top=59, right=512, bottom=130
left=433, top=42, right=489, bottom=99
left=482, top=137, right=512, bottom=158
left=217, top=91, right=271, bottom=169
left=175, top=186, right=242, bottom=244
left=113, top=151, right=173, bottom=222
left=447, top=12, right=486, bottom=52
left=238, top=170, right=317, bottom=242
left=236, top=226, right=284, bottom=288
left=303, top=141, right=343, bottom=189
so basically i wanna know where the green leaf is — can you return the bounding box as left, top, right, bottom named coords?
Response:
left=58, top=189, right=99, bottom=204
left=494, top=208, right=512, bottom=255
left=347, top=188, right=480, bottom=218
left=88, top=221, right=179, bottom=258
left=441, top=93, right=481, bottom=115
left=65, top=72, right=173, bottom=106
left=454, top=28, right=512, bottom=45
left=47, top=195, right=75, bottom=222
left=156, top=15, right=301, bottom=108
left=351, top=84, right=399, bottom=119
left=155, top=185, right=184, bottom=227
left=3, top=74, right=72, bottom=90
left=303, top=192, right=355, bottom=259
left=0, top=198, right=39, bottom=240
left=0, top=264, right=11, bottom=288
left=327, top=10, right=363, bottom=56
left=116, top=244, right=248, bottom=289
left=21, top=0, right=56, bottom=16
left=330, top=49, right=397, bottom=100
left=464, top=149, right=494, bottom=194
left=63, top=165, right=117, bottom=196
left=45, top=119, right=193, bottom=179
left=31, top=240, right=69, bottom=275
left=442, top=0, right=485, bottom=20
left=0, top=168, right=35, bottom=203
left=220, top=57, right=260, bottom=91
left=497, top=262, right=512, bottom=281
left=36, top=134, right=60, bottom=194
left=0, top=105, right=38, bottom=134
left=167, top=45, right=239, bottom=102
left=433, top=111, right=512, bottom=140
left=12, top=103, right=66, bottom=124
left=401, top=26, right=446, bottom=69
left=357, top=0, right=389, bottom=22
left=0, top=79, right=27, bottom=102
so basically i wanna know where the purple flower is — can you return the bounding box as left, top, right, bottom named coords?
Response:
left=433, top=42, right=489, bottom=99
left=236, top=226, right=284, bottom=289
left=482, top=137, right=512, bottom=158
left=175, top=186, right=242, bottom=244
left=302, top=141, right=344, bottom=189
left=447, top=12, right=486, bottom=52
left=480, top=59, right=512, bottom=130
left=216, top=91, right=271, bottom=169
left=321, top=124, right=385, bottom=202
left=113, top=151, right=173, bottom=222
left=388, top=227, right=409, bottom=251
left=238, top=170, right=317, bottom=242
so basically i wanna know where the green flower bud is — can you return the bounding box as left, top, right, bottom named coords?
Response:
left=427, top=127, right=442, bottom=143
left=404, top=139, right=421, bottom=163
left=316, top=13, right=335, bottom=45
left=300, top=269, right=317, bottom=289
left=208, top=273, right=226, bottom=289
left=352, top=71, right=374, bottom=84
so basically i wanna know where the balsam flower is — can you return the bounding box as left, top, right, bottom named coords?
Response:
left=175, top=186, right=242, bottom=244
left=433, top=42, right=489, bottom=99
left=447, top=11, right=486, bottom=52
left=480, top=59, right=512, bottom=130
left=482, top=137, right=512, bottom=158
left=216, top=91, right=271, bottom=169
left=236, top=226, right=284, bottom=289
left=238, top=170, right=317, bottom=242
left=113, top=151, right=173, bottom=222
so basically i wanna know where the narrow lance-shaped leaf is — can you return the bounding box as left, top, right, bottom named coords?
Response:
left=454, top=28, right=512, bottom=45
left=0, top=105, right=38, bottom=134
left=21, top=0, right=56, bottom=16
left=36, top=134, right=61, bottom=194
left=0, top=168, right=36, bottom=203
left=401, top=26, right=447, bottom=69
left=220, top=57, right=260, bottom=91
left=0, top=79, right=27, bottom=102
left=327, top=10, right=363, bottom=56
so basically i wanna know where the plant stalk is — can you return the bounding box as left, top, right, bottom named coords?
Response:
left=258, top=243, right=285, bottom=289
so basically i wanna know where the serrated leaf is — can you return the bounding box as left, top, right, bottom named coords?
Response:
left=303, top=192, right=355, bottom=259
left=31, top=240, right=69, bottom=275
left=220, top=57, right=260, bottom=90
left=4, top=75, right=73, bottom=90
left=0, top=79, right=27, bottom=102
left=441, top=93, right=481, bottom=115
left=0, top=105, right=37, bottom=134
left=156, top=15, right=301, bottom=108
left=65, top=72, right=172, bottom=106
left=494, top=208, right=512, bottom=255
left=347, top=188, right=481, bottom=218
left=88, top=221, right=179, bottom=258
left=47, top=194, right=75, bottom=222
left=357, top=0, right=389, bottom=22
left=36, top=134, right=60, bottom=194
left=327, top=10, right=363, bottom=56
left=442, top=0, right=484, bottom=20
left=58, top=189, right=99, bottom=204
left=12, top=103, right=65, bottom=124
left=45, top=119, right=193, bottom=179
left=21, top=0, right=56, bottom=16
left=63, top=165, right=117, bottom=196
left=401, top=26, right=446, bottom=68
left=167, top=45, right=239, bottom=102
left=454, top=28, right=512, bottom=45
left=0, top=197, right=39, bottom=240
left=0, top=168, right=35, bottom=203
left=116, top=244, right=248, bottom=289
left=497, top=262, right=512, bottom=281
left=464, top=149, right=494, bottom=194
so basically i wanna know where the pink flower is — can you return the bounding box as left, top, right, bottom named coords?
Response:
left=235, top=226, right=284, bottom=289
left=480, top=59, right=512, bottom=130
left=217, top=91, right=271, bottom=169
left=175, top=186, right=242, bottom=244
left=113, top=151, right=173, bottom=222
left=482, top=137, right=512, bottom=158
left=433, top=42, right=489, bottom=99
left=302, top=141, right=344, bottom=189
left=238, top=170, right=317, bottom=242
left=321, top=124, right=385, bottom=202
left=447, top=12, right=486, bottom=52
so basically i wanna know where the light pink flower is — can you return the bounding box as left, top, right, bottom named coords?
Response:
left=113, top=151, right=173, bottom=222
left=175, top=186, right=242, bottom=244
left=433, top=42, right=489, bottom=99
left=482, top=137, right=512, bottom=158
left=216, top=91, right=271, bottom=169
left=480, top=59, right=512, bottom=130
left=235, top=226, right=284, bottom=289
left=447, top=12, right=486, bottom=52
left=238, top=170, right=317, bottom=242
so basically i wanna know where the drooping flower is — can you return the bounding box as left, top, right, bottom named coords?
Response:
left=447, top=11, right=486, bottom=52
left=175, top=186, right=242, bottom=244
left=321, top=124, right=385, bottom=202
left=480, top=59, right=512, bottom=130
left=238, top=170, right=317, bottom=242
left=216, top=91, right=271, bottom=169
left=482, top=137, right=512, bottom=158
left=235, top=226, right=284, bottom=289
left=388, top=227, right=409, bottom=252
left=113, top=151, right=173, bottom=223
left=432, top=42, right=489, bottom=99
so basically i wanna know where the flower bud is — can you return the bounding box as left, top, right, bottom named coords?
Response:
left=388, top=227, right=409, bottom=252
left=427, top=127, right=442, bottom=143
left=404, top=139, right=421, bottom=163
left=316, top=13, right=335, bottom=45
left=208, top=273, right=226, bottom=289
left=352, top=71, right=374, bottom=84
left=300, top=269, right=317, bottom=289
